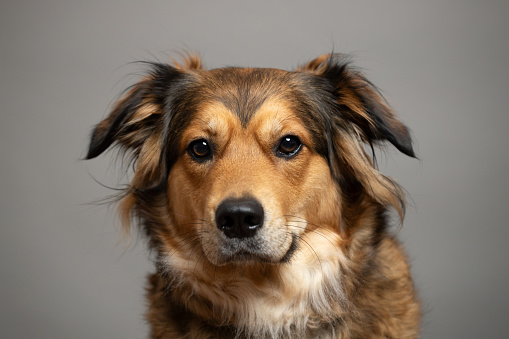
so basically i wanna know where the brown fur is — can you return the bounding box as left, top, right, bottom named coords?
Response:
left=87, top=53, right=420, bottom=338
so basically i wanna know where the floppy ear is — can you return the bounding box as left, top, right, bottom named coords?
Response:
left=86, top=63, right=185, bottom=189
left=299, top=54, right=415, bottom=221
left=300, top=54, right=415, bottom=158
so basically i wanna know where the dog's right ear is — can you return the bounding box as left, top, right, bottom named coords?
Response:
left=86, top=63, right=191, bottom=189
left=86, top=64, right=184, bottom=160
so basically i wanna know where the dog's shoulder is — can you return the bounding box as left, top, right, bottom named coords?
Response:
left=347, top=236, right=421, bottom=338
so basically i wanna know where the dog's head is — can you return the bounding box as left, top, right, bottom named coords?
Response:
left=87, top=54, right=414, bottom=268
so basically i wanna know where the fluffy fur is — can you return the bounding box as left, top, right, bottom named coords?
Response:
left=87, top=53, right=420, bottom=338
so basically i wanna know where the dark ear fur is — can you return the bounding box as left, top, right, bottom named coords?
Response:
left=86, top=63, right=182, bottom=160
left=300, top=54, right=415, bottom=157
left=86, top=63, right=186, bottom=189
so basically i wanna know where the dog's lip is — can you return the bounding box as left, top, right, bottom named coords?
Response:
left=280, top=232, right=298, bottom=263
left=221, top=248, right=271, bottom=264
left=222, top=233, right=298, bottom=264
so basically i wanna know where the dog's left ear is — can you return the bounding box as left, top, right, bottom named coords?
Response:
left=300, top=54, right=415, bottom=158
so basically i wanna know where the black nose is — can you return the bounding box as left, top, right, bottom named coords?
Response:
left=215, top=198, right=264, bottom=239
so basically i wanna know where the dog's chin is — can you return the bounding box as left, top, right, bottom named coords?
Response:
left=204, top=233, right=298, bottom=267
left=221, top=252, right=272, bottom=265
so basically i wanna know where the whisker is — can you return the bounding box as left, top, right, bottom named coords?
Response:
left=282, top=214, right=343, bottom=242
left=285, top=224, right=341, bottom=253
left=193, top=250, right=206, bottom=275
left=187, top=234, right=206, bottom=261
left=294, top=233, right=324, bottom=273
left=178, top=221, right=205, bottom=227
left=165, top=232, right=201, bottom=261
left=166, top=210, right=207, bottom=223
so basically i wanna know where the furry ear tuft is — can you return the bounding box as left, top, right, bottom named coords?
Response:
left=298, top=54, right=415, bottom=219
left=86, top=63, right=188, bottom=189
left=86, top=63, right=183, bottom=160
left=300, top=54, right=415, bottom=158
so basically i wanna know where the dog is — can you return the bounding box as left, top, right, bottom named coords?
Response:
left=86, top=53, right=421, bottom=338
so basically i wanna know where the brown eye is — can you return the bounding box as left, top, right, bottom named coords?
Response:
left=188, top=139, right=212, bottom=162
left=276, top=135, right=302, bottom=159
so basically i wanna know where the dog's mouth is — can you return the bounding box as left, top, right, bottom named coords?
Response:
left=279, top=233, right=299, bottom=263
left=212, top=233, right=299, bottom=266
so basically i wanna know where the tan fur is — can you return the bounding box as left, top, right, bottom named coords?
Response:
left=88, top=54, right=421, bottom=338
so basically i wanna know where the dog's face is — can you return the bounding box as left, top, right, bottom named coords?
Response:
left=87, top=54, right=414, bottom=270
left=170, top=93, right=340, bottom=265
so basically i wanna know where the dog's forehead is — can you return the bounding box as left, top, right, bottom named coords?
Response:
left=180, top=67, right=311, bottom=138
left=186, top=97, right=307, bottom=141
left=198, top=67, right=294, bottom=127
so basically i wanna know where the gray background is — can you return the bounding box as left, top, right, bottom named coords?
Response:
left=1, top=1, right=508, bottom=338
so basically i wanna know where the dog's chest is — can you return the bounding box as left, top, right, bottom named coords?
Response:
left=157, top=252, right=348, bottom=338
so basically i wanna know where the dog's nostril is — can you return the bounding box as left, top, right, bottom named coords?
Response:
left=222, top=216, right=235, bottom=227
left=245, top=214, right=261, bottom=227
left=215, top=198, right=264, bottom=239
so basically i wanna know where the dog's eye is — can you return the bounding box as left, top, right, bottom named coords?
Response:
left=276, top=135, right=302, bottom=158
left=188, top=139, right=212, bottom=161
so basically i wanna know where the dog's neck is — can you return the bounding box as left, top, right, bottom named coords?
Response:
left=153, top=253, right=348, bottom=338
